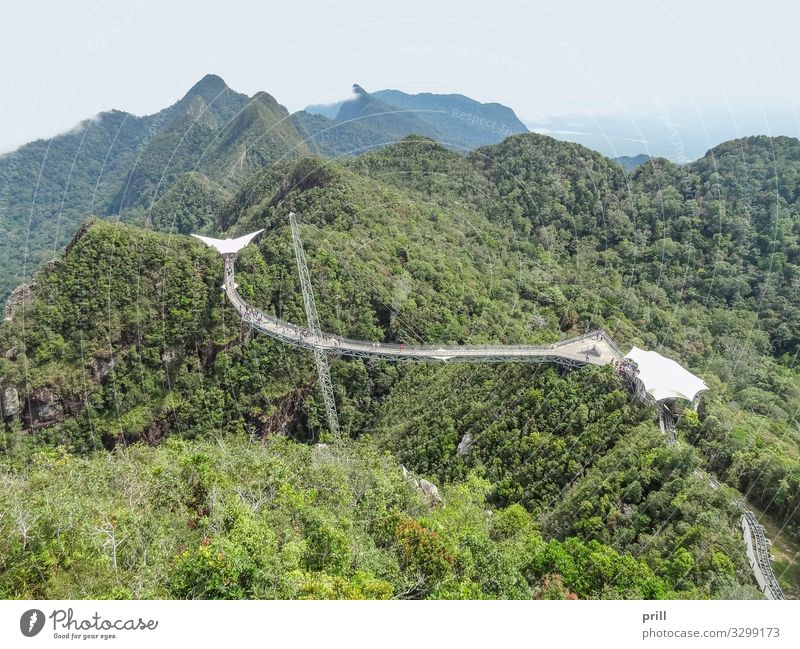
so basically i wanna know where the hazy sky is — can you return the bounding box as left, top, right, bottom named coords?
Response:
left=1, top=0, right=798, bottom=153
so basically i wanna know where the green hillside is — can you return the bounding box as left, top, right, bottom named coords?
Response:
left=110, top=80, right=308, bottom=212
left=0, top=109, right=151, bottom=301
left=144, top=171, right=232, bottom=235
left=0, top=77, right=531, bottom=305
left=3, top=131, right=799, bottom=598
left=0, top=436, right=689, bottom=600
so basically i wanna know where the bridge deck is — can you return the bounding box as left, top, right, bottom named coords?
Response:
left=224, top=269, right=624, bottom=366
left=740, top=509, right=786, bottom=600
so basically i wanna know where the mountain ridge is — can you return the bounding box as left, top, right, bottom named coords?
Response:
left=305, top=85, right=529, bottom=150
left=0, top=75, right=532, bottom=303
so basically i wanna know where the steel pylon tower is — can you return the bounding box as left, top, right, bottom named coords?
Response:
left=288, top=212, right=341, bottom=439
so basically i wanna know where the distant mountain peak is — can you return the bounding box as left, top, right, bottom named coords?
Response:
left=184, top=74, right=230, bottom=102
left=305, top=86, right=528, bottom=150
left=614, top=153, right=651, bottom=172
left=251, top=90, right=289, bottom=116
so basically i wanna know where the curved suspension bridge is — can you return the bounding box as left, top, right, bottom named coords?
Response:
left=193, top=213, right=787, bottom=600
left=224, top=265, right=625, bottom=367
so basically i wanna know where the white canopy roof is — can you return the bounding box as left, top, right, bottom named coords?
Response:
left=624, top=346, right=708, bottom=402
left=191, top=230, right=264, bottom=255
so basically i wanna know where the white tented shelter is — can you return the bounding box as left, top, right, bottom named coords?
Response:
left=624, top=346, right=708, bottom=402
left=191, top=230, right=264, bottom=255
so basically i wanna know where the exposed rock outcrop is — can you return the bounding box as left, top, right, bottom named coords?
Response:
left=419, top=478, right=444, bottom=506
left=457, top=432, right=473, bottom=457
left=90, top=355, right=115, bottom=383
left=24, top=386, right=63, bottom=428
left=255, top=380, right=315, bottom=438
left=402, top=465, right=444, bottom=507
left=1, top=386, right=21, bottom=418
left=4, top=282, right=35, bottom=320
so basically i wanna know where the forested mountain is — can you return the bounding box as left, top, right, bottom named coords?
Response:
left=0, top=108, right=150, bottom=301
left=0, top=77, right=529, bottom=304
left=2, top=130, right=799, bottom=599
left=109, top=79, right=309, bottom=212
left=0, top=74, right=256, bottom=300
left=371, top=88, right=529, bottom=148
left=305, top=85, right=529, bottom=150
left=333, top=84, right=444, bottom=142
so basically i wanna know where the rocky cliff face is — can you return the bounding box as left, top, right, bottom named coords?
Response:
left=90, top=355, right=115, bottom=383
left=3, top=282, right=35, bottom=321
left=24, top=386, right=64, bottom=428
left=1, top=386, right=21, bottom=418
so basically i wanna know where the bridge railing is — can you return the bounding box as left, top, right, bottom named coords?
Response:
left=602, top=330, right=626, bottom=358
left=229, top=283, right=624, bottom=359
left=552, top=330, right=598, bottom=348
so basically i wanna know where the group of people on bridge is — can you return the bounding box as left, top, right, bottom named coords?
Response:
left=240, top=301, right=343, bottom=348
